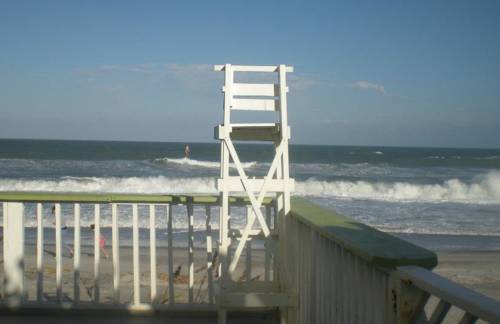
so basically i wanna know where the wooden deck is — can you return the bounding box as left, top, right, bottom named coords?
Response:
left=0, top=311, right=279, bottom=324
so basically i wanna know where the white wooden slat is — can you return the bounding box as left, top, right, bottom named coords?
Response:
left=167, top=204, right=174, bottom=305
left=278, top=64, right=292, bottom=223
left=149, top=204, right=157, bottom=304
left=354, top=254, right=361, bottom=323
left=188, top=203, right=194, bottom=304
left=264, top=205, right=271, bottom=282
left=349, top=251, right=355, bottom=323
left=232, top=83, right=279, bottom=97
left=329, top=240, right=336, bottom=322
left=342, top=248, right=348, bottom=323
left=36, top=203, right=43, bottom=302
left=55, top=203, right=62, bottom=304
left=245, top=206, right=252, bottom=282
left=272, top=203, right=278, bottom=281
left=74, top=203, right=80, bottom=304
left=94, top=204, right=100, bottom=303
left=112, top=203, right=120, bottom=303
left=335, top=243, right=341, bottom=323
left=2, top=202, right=25, bottom=305
left=230, top=98, right=279, bottom=111
left=214, top=64, right=294, bottom=73
left=373, top=268, right=382, bottom=323
left=227, top=206, right=233, bottom=277
left=215, top=124, right=289, bottom=142
left=218, top=65, right=233, bottom=324
left=205, top=205, right=214, bottom=304
left=217, top=178, right=294, bottom=193
left=132, top=204, right=140, bottom=304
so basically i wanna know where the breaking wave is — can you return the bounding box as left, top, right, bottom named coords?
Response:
left=153, top=157, right=257, bottom=169
left=0, top=171, right=499, bottom=204
left=296, top=171, right=500, bottom=203
left=0, top=176, right=217, bottom=194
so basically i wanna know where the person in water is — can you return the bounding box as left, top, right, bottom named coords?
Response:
left=90, top=224, right=109, bottom=259
left=184, top=144, right=190, bottom=158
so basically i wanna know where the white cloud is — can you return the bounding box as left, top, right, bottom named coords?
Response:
left=348, top=80, right=386, bottom=95
left=79, top=63, right=330, bottom=93
left=288, top=74, right=324, bottom=91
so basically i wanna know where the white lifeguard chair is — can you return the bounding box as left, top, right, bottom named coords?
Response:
left=214, top=64, right=295, bottom=323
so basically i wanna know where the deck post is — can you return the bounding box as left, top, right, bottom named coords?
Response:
left=2, top=202, right=25, bottom=306
left=389, top=269, right=430, bottom=324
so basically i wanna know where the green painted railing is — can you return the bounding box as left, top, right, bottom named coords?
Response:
left=0, top=192, right=273, bottom=205
left=289, top=197, right=437, bottom=269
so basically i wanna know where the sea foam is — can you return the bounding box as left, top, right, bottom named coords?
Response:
left=153, top=157, right=257, bottom=169
left=1, top=172, right=499, bottom=204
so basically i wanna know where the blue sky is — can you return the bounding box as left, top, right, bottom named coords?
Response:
left=0, top=1, right=499, bottom=148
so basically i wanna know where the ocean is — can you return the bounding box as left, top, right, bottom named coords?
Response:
left=0, top=138, right=499, bottom=251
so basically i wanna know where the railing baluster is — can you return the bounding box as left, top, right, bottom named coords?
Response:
left=36, top=203, right=43, bottom=302
left=272, top=203, right=278, bottom=281
left=228, top=206, right=232, bottom=273
left=245, top=206, right=252, bottom=282
left=112, top=203, right=120, bottom=303
left=167, top=204, right=174, bottom=305
left=430, top=300, right=451, bottom=324
left=335, top=243, right=341, bottom=323
left=132, top=203, right=140, bottom=304
left=372, top=267, right=381, bottom=323
left=74, top=203, right=80, bottom=304
left=187, top=203, right=194, bottom=304
left=459, top=312, right=478, bottom=324
left=55, top=203, right=62, bottom=303
left=264, top=205, right=271, bottom=282
left=205, top=205, right=214, bottom=304
left=341, top=247, right=347, bottom=323
left=149, top=204, right=157, bottom=304
left=350, top=251, right=356, bottom=323
left=94, top=204, right=100, bottom=303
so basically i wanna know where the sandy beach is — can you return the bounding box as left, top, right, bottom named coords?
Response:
left=434, top=250, right=500, bottom=302
left=1, top=243, right=269, bottom=305
left=2, top=245, right=500, bottom=303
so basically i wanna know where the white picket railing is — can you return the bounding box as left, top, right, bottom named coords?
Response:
left=0, top=194, right=276, bottom=312
left=2, top=193, right=500, bottom=324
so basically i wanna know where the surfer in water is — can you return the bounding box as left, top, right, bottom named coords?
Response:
left=184, top=144, right=190, bottom=159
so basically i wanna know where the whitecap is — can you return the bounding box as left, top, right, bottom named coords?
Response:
left=154, top=157, right=257, bottom=169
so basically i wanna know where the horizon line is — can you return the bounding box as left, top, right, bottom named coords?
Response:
left=1, top=136, right=499, bottom=150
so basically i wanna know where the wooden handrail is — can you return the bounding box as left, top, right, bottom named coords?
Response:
left=397, top=265, right=500, bottom=323
left=290, top=197, right=438, bottom=269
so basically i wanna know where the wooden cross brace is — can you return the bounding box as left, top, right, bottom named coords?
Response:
left=223, top=137, right=285, bottom=274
